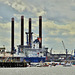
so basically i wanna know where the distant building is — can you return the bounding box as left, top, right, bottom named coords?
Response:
left=46, top=52, right=73, bottom=61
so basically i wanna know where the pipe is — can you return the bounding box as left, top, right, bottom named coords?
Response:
left=66, top=49, right=68, bottom=60
left=21, top=16, right=24, bottom=45
left=11, top=18, right=14, bottom=54
left=25, top=32, right=29, bottom=45
left=29, top=18, right=31, bottom=46
left=74, top=49, right=75, bottom=57
left=39, top=16, right=42, bottom=48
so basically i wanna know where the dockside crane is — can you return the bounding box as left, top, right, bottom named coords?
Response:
left=62, top=41, right=66, bottom=51
left=62, top=41, right=68, bottom=60
left=71, top=50, right=73, bottom=60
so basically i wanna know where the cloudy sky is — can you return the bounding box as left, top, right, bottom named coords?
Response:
left=0, top=0, right=75, bottom=54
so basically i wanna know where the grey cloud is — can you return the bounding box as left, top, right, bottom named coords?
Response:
left=71, top=6, right=75, bottom=11
left=0, top=0, right=75, bottom=51
left=1, top=0, right=75, bottom=24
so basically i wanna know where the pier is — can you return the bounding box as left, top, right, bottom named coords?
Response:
left=0, top=62, right=27, bottom=67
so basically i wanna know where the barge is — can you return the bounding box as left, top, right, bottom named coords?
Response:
left=0, top=16, right=47, bottom=67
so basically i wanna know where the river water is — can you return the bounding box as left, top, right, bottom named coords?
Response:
left=0, top=65, right=75, bottom=75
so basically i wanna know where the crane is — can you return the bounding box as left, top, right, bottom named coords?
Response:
left=70, top=50, right=73, bottom=60
left=62, top=41, right=68, bottom=60
left=62, top=41, right=66, bottom=51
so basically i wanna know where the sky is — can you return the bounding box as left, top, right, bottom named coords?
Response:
left=0, top=0, right=75, bottom=54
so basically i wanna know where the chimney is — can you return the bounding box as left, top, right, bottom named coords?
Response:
left=66, top=49, right=68, bottom=60
left=74, top=49, right=75, bottom=57
left=39, top=16, right=42, bottom=48
left=25, top=32, right=29, bottom=45
left=11, top=18, right=14, bottom=54
left=29, top=18, right=31, bottom=46
left=21, top=16, right=24, bottom=45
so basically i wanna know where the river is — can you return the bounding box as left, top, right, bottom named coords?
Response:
left=0, top=65, right=75, bottom=75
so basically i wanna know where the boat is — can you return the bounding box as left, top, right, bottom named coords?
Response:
left=63, top=61, right=72, bottom=67
left=0, top=16, right=47, bottom=67
left=36, top=62, right=49, bottom=67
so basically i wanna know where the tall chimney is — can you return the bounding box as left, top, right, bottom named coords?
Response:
left=74, top=49, right=75, bottom=57
left=66, top=49, right=68, bottom=60
left=11, top=18, right=14, bottom=54
left=39, top=16, right=42, bottom=48
left=21, top=16, right=24, bottom=45
left=29, top=18, right=31, bottom=46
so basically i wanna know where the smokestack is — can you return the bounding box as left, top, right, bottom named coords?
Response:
left=29, top=18, right=31, bottom=46
left=11, top=18, right=14, bottom=54
left=21, top=16, right=24, bottom=45
left=66, top=49, right=68, bottom=60
left=39, top=16, right=42, bottom=48
left=25, top=32, right=29, bottom=45
left=74, top=49, right=75, bottom=57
